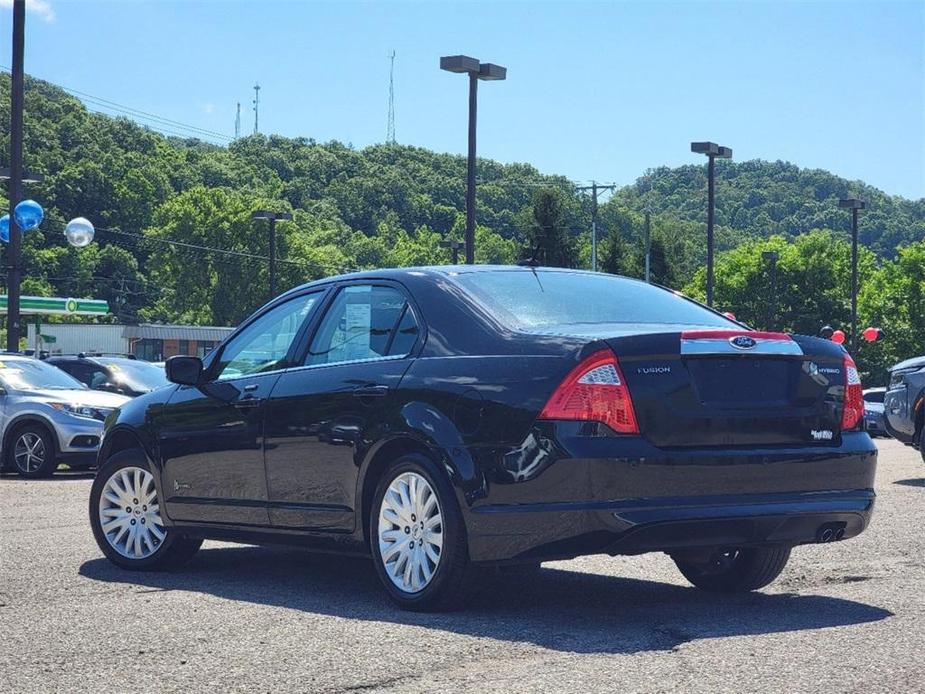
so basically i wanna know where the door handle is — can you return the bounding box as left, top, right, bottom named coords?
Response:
left=234, top=395, right=263, bottom=409
left=353, top=384, right=389, bottom=398
left=243, top=383, right=259, bottom=392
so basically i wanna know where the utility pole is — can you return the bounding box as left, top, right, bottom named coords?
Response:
left=644, top=210, right=652, bottom=283
left=7, top=0, right=25, bottom=352
left=235, top=102, right=241, bottom=139
left=387, top=50, right=396, bottom=144
left=251, top=211, right=292, bottom=298
left=576, top=182, right=616, bottom=272
left=252, top=83, right=261, bottom=135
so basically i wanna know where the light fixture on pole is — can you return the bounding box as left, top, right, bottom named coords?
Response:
left=691, top=141, right=732, bottom=307
left=252, top=210, right=293, bottom=298
left=838, top=197, right=867, bottom=351
left=440, top=55, right=507, bottom=265
left=439, top=237, right=465, bottom=264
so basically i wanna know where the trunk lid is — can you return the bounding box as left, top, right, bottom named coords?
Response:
left=607, top=329, right=845, bottom=447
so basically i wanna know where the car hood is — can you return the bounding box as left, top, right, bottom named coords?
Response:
left=20, top=388, right=131, bottom=408
left=891, top=355, right=925, bottom=373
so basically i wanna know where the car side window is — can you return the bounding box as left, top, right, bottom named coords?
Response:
left=387, top=306, right=420, bottom=357
left=215, top=293, right=322, bottom=381
left=305, top=285, right=413, bottom=366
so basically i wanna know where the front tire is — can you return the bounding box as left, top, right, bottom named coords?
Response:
left=369, top=453, right=471, bottom=611
left=89, top=449, right=201, bottom=571
left=673, top=546, right=791, bottom=593
left=10, top=424, right=57, bottom=478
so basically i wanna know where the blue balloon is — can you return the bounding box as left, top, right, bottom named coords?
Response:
left=14, top=199, right=44, bottom=231
left=0, top=215, right=9, bottom=244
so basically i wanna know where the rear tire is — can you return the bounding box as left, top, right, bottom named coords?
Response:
left=89, top=449, right=201, bottom=571
left=673, top=546, right=791, bottom=592
left=369, top=453, right=471, bottom=611
left=10, top=423, right=58, bottom=478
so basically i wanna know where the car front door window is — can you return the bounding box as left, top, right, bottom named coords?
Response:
left=216, top=293, right=322, bottom=381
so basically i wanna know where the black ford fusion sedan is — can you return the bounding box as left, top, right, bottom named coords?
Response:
left=89, top=266, right=877, bottom=610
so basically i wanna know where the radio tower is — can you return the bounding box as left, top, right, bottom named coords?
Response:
left=252, top=83, right=261, bottom=134
left=234, top=102, right=241, bottom=139
left=386, top=51, right=396, bottom=144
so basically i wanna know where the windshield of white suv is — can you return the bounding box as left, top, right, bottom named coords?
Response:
left=0, top=358, right=87, bottom=391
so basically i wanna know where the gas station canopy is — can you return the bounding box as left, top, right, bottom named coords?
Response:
left=0, top=295, right=109, bottom=316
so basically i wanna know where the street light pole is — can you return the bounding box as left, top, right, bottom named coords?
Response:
left=251, top=211, right=292, bottom=299
left=440, top=56, right=506, bottom=265
left=839, top=198, right=867, bottom=351
left=762, top=250, right=779, bottom=331
left=7, top=0, right=26, bottom=352
left=691, top=142, right=732, bottom=307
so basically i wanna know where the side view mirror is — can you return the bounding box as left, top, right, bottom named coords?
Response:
left=166, top=355, right=204, bottom=386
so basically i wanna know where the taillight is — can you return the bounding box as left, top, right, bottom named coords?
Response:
left=539, top=350, right=639, bottom=434
left=842, top=353, right=863, bottom=431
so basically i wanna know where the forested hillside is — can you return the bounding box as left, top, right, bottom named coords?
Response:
left=1, top=72, right=925, bottom=380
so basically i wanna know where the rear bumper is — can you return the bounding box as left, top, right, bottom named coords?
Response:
left=464, top=428, right=877, bottom=562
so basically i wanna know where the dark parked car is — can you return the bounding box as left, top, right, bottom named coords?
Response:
left=46, top=355, right=169, bottom=397
left=863, top=387, right=887, bottom=437
left=883, top=355, right=925, bottom=459
left=89, top=267, right=877, bottom=610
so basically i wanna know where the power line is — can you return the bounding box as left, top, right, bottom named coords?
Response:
left=95, top=227, right=358, bottom=275
left=0, top=66, right=233, bottom=143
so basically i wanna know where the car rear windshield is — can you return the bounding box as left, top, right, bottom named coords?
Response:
left=452, top=270, right=735, bottom=330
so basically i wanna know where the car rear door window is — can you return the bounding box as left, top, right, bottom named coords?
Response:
left=305, top=285, right=413, bottom=366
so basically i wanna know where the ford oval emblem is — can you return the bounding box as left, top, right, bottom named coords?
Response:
left=730, top=335, right=758, bottom=350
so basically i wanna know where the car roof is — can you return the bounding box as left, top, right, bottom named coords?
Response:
left=278, top=265, right=644, bottom=297
left=47, top=355, right=136, bottom=365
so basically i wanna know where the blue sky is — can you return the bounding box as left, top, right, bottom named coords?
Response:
left=2, top=0, right=923, bottom=199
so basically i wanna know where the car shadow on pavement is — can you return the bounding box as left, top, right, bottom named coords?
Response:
left=79, top=545, right=892, bottom=654
left=895, top=478, right=925, bottom=488
left=0, top=470, right=95, bottom=481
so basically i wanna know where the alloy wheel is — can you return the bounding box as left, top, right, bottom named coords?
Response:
left=98, top=466, right=166, bottom=559
left=377, top=471, right=443, bottom=593
left=14, top=432, right=46, bottom=474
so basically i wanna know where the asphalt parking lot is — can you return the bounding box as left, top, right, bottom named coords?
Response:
left=1, top=437, right=923, bottom=694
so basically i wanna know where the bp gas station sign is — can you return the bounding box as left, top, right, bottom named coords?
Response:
left=0, top=295, right=110, bottom=351
left=0, top=295, right=109, bottom=316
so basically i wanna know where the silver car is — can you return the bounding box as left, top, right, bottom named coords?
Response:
left=0, top=354, right=129, bottom=478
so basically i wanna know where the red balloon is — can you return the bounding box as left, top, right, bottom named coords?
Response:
left=863, top=327, right=881, bottom=342
left=831, top=329, right=846, bottom=344
left=723, top=311, right=737, bottom=321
